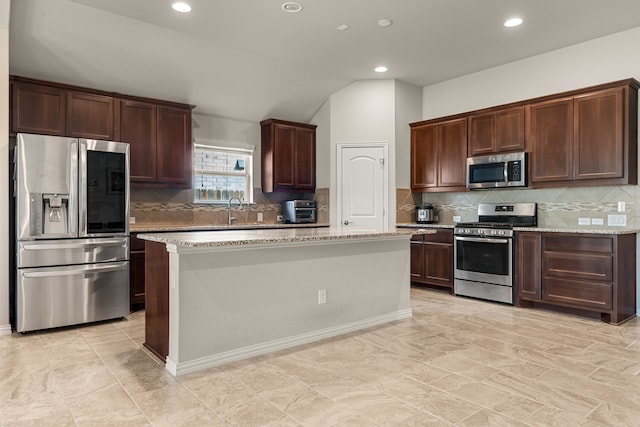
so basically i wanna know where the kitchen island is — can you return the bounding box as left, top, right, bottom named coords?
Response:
left=137, top=227, right=432, bottom=376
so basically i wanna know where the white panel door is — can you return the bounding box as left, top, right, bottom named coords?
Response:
left=338, top=144, right=387, bottom=231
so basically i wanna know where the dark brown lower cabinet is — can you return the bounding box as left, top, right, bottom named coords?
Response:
left=144, top=241, right=170, bottom=361
left=410, top=229, right=454, bottom=293
left=129, top=233, right=146, bottom=311
left=515, top=232, right=636, bottom=324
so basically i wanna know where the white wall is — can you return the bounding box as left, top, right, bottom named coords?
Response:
left=311, top=99, right=331, bottom=189
left=394, top=80, right=422, bottom=189
left=423, top=26, right=640, bottom=119
left=329, top=80, right=396, bottom=227
left=0, top=0, right=10, bottom=334
left=191, top=113, right=261, bottom=186
left=421, top=25, right=640, bottom=315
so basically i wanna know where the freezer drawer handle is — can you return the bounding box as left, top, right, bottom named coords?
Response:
left=22, top=239, right=126, bottom=251
left=21, top=262, right=128, bottom=278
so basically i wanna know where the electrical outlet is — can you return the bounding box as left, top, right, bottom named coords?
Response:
left=578, top=218, right=591, bottom=225
left=318, top=289, right=327, bottom=304
left=618, top=201, right=626, bottom=212
left=453, top=215, right=461, bottom=223
left=608, top=214, right=627, bottom=226
left=277, top=215, right=283, bottom=222
left=257, top=212, right=263, bottom=222
left=592, top=218, right=604, bottom=225
left=129, top=217, right=136, bottom=224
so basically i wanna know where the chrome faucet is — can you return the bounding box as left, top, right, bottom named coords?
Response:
left=227, top=196, right=243, bottom=225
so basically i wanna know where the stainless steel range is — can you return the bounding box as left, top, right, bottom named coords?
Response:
left=454, top=202, right=537, bottom=304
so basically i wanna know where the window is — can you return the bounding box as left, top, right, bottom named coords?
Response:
left=193, top=143, right=254, bottom=204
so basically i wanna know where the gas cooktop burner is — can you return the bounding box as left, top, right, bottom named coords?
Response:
left=454, top=203, right=537, bottom=238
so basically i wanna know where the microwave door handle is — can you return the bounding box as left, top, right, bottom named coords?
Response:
left=504, top=162, right=509, bottom=182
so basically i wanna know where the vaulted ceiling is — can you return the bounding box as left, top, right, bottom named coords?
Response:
left=10, top=0, right=640, bottom=122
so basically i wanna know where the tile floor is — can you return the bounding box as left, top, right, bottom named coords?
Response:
left=2, top=287, right=640, bottom=426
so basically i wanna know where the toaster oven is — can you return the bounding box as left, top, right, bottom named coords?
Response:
left=282, top=200, right=317, bottom=223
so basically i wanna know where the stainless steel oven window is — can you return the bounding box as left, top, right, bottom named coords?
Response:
left=454, top=236, right=512, bottom=286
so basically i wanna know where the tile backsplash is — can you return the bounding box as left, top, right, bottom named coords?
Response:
left=131, top=187, right=329, bottom=226
left=409, top=185, right=637, bottom=228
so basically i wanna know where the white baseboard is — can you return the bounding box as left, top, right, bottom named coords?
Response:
left=166, top=308, right=412, bottom=377
left=0, top=324, right=12, bottom=336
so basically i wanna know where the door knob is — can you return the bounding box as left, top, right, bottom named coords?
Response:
left=343, top=220, right=350, bottom=225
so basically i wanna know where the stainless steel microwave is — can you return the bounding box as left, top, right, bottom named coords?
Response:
left=466, top=152, right=527, bottom=189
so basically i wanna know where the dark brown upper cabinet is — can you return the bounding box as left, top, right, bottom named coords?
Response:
left=11, top=80, right=66, bottom=136
left=410, top=117, right=467, bottom=192
left=120, top=99, right=157, bottom=183
left=261, top=118, right=316, bottom=193
left=468, top=106, right=525, bottom=156
left=66, top=91, right=117, bottom=140
left=410, top=78, right=638, bottom=193
left=120, top=100, right=192, bottom=188
left=527, top=82, right=637, bottom=187
left=156, top=105, right=192, bottom=186
left=528, top=97, right=574, bottom=183
left=10, top=76, right=194, bottom=189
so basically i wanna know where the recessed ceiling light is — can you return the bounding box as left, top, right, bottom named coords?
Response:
left=377, top=18, right=393, bottom=28
left=504, top=17, right=523, bottom=27
left=281, top=2, right=303, bottom=13
left=337, top=24, right=350, bottom=31
left=374, top=66, right=388, bottom=73
left=172, top=2, right=191, bottom=13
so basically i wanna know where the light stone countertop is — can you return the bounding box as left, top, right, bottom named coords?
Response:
left=130, top=222, right=330, bottom=233
left=396, top=223, right=455, bottom=229
left=396, top=222, right=638, bottom=235
left=137, top=227, right=435, bottom=248
left=513, top=226, right=639, bottom=235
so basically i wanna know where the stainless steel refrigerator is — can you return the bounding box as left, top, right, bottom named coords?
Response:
left=14, top=133, right=130, bottom=332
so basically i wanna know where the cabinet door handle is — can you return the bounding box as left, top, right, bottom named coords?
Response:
left=343, top=220, right=350, bottom=225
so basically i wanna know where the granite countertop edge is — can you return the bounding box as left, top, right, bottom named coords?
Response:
left=396, top=223, right=455, bottom=229
left=396, top=223, right=639, bottom=235
left=130, top=222, right=330, bottom=233
left=513, top=226, right=640, bottom=235
left=137, top=227, right=434, bottom=248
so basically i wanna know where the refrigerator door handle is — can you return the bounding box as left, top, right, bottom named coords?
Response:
left=22, top=239, right=127, bottom=251
left=21, top=262, right=128, bottom=278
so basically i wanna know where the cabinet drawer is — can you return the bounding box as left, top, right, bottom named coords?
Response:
left=544, top=252, right=613, bottom=281
left=543, top=235, right=613, bottom=254
left=410, top=234, right=424, bottom=242
left=543, top=277, right=613, bottom=310
left=424, top=229, right=453, bottom=244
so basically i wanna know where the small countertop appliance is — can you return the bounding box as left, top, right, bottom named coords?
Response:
left=416, top=203, right=435, bottom=224
left=282, top=200, right=317, bottom=224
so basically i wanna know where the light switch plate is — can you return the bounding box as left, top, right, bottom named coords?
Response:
left=578, top=218, right=591, bottom=225
left=592, top=218, right=604, bottom=225
left=257, top=212, right=263, bottom=222
left=618, top=201, right=626, bottom=212
left=608, top=214, right=627, bottom=226
left=129, top=217, right=136, bottom=224
left=453, top=216, right=461, bottom=223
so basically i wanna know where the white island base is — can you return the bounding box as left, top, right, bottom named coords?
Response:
left=140, top=229, right=414, bottom=376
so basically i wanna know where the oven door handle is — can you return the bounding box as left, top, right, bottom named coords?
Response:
left=455, top=236, right=510, bottom=244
